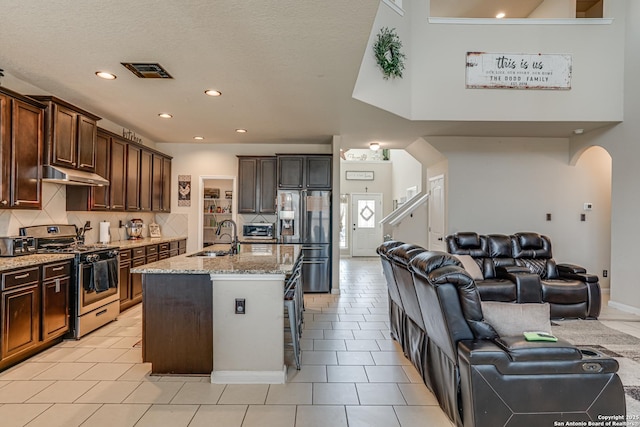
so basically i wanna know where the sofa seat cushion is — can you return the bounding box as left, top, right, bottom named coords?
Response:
left=476, top=279, right=517, bottom=302
left=541, top=280, right=588, bottom=304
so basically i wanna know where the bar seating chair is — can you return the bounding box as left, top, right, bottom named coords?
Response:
left=284, top=260, right=303, bottom=369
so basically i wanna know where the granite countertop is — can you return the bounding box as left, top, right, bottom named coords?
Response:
left=111, top=236, right=187, bottom=250
left=131, top=243, right=300, bottom=275
left=0, top=253, right=75, bottom=272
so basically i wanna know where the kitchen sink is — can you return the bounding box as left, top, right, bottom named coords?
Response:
left=187, top=250, right=231, bottom=258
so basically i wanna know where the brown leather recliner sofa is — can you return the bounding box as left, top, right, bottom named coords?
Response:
left=378, top=243, right=625, bottom=427
left=446, top=231, right=601, bottom=319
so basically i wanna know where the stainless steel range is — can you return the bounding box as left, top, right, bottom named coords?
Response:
left=20, top=224, right=120, bottom=339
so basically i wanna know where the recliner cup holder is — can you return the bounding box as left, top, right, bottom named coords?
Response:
left=580, top=348, right=602, bottom=357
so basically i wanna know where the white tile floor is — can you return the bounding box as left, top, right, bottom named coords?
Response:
left=0, top=257, right=638, bottom=426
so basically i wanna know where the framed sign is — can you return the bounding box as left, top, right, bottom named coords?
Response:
left=346, top=171, right=374, bottom=180
left=149, top=223, right=161, bottom=238
left=466, top=52, right=572, bottom=90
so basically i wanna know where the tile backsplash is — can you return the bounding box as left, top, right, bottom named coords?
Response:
left=0, top=183, right=188, bottom=243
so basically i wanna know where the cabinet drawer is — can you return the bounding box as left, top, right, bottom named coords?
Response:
left=132, top=258, right=146, bottom=268
left=179, top=239, right=186, bottom=249
left=119, top=249, right=132, bottom=262
left=169, top=241, right=179, bottom=251
left=146, top=245, right=158, bottom=256
left=146, top=254, right=158, bottom=263
left=169, top=249, right=179, bottom=258
left=2, top=267, right=40, bottom=291
left=43, top=261, right=71, bottom=280
left=132, top=247, right=146, bottom=259
left=158, top=252, right=170, bottom=260
left=159, top=242, right=170, bottom=252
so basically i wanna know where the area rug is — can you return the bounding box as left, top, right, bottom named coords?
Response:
left=552, top=319, right=640, bottom=403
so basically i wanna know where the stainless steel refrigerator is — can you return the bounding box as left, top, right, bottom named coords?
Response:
left=277, top=190, right=331, bottom=292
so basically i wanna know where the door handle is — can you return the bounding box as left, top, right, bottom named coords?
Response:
left=437, top=237, right=443, bottom=241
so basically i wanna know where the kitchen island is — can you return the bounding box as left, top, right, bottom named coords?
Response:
left=132, top=243, right=299, bottom=383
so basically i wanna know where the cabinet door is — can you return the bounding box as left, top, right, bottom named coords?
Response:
left=11, top=99, right=42, bottom=209
left=119, top=259, right=131, bottom=303
left=139, top=149, right=153, bottom=212
left=152, top=154, right=163, bottom=211
left=0, top=93, right=10, bottom=206
left=110, top=138, right=127, bottom=210
left=90, top=131, right=110, bottom=210
left=238, top=157, right=257, bottom=213
left=126, top=144, right=141, bottom=211
left=131, top=258, right=145, bottom=300
left=76, top=115, right=97, bottom=171
left=278, top=156, right=304, bottom=189
left=258, top=158, right=277, bottom=213
left=51, top=104, right=77, bottom=168
left=305, top=156, right=332, bottom=189
left=2, top=284, right=40, bottom=359
left=41, top=277, right=70, bottom=341
left=162, top=157, right=171, bottom=212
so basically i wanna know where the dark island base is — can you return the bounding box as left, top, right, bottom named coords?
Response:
left=142, top=274, right=213, bottom=374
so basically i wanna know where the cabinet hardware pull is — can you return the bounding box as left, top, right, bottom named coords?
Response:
left=0, top=200, right=7, bottom=205
left=14, top=273, right=30, bottom=279
left=96, top=309, right=108, bottom=316
left=52, top=266, right=65, bottom=271
left=14, top=201, right=20, bottom=205
left=55, top=278, right=60, bottom=293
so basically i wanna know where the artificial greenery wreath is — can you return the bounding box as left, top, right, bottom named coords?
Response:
left=373, top=27, right=405, bottom=80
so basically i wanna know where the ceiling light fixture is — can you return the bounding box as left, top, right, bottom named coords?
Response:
left=204, top=89, right=222, bottom=97
left=496, top=12, right=506, bottom=19
left=370, top=142, right=381, bottom=151
left=95, top=71, right=117, bottom=80
left=573, top=128, right=584, bottom=135
left=235, top=129, right=247, bottom=133
left=193, top=136, right=204, bottom=140
left=158, top=113, right=173, bottom=119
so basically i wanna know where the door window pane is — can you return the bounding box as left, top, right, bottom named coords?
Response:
left=357, top=200, right=376, bottom=228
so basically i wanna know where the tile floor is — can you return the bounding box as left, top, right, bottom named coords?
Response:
left=0, top=257, right=638, bottom=426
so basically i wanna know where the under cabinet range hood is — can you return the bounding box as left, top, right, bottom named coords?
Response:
left=42, top=165, right=109, bottom=186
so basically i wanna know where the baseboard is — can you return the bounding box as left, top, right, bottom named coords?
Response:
left=608, top=300, right=640, bottom=316
left=210, top=366, right=287, bottom=384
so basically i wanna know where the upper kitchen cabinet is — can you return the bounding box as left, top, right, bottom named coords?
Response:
left=126, top=144, right=141, bottom=211
left=0, top=87, right=44, bottom=209
left=238, top=156, right=276, bottom=214
left=277, top=154, right=332, bottom=190
left=152, top=153, right=172, bottom=213
left=29, top=96, right=100, bottom=172
left=139, top=149, right=153, bottom=212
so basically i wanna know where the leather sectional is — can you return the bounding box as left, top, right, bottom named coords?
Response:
left=377, top=243, right=625, bottom=427
left=446, top=232, right=601, bottom=319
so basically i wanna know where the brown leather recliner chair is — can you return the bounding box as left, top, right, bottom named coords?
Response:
left=408, top=250, right=624, bottom=427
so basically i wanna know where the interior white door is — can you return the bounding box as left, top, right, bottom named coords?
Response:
left=351, top=193, right=383, bottom=257
left=428, top=175, right=446, bottom=251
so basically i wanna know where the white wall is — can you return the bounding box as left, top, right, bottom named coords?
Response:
left=429, top=136, right=611, bottom=287
left=390, top=149, right=422, bottom=204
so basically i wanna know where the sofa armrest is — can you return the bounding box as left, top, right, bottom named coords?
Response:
left=557, top=263, right=599, bottom=282
left=496, top=267, right=542, bottom=303
left=495, top=336, right=581, bottom=361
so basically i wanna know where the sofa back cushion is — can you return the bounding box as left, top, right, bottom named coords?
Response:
left=446, top=232, right=489, bottom=257
left=512, top=232, right=553, bottom=258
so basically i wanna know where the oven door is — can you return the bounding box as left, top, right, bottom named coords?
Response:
left=78, top=259, right=119, bottom=315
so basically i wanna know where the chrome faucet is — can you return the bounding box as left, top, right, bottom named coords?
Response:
left=216, top=219, right=239, bottom=255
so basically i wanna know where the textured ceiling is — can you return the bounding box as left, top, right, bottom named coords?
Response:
left=0, top=0, right=615, bottom=150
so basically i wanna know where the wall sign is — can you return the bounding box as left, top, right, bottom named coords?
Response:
left=346, top=171, right=374, bottom=180
left=466, top=52, right=572, bottom=90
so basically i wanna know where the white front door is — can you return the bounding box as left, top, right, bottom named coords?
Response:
left=428, top=175, right=445, bottom=251
left=351, top=193, right=383, bottom=257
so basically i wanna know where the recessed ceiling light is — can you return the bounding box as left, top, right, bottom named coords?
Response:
left=573, top=128, right=584, bottom=135
left=204, top=89, right=222, bottom=97
left=369, top=142, right=381, bottom=151
left=95, top=71, right=117, bottom=80
left=158, top=113, right=173, bottom=119
left=496, top=12, right=506, bottom=19
left=235, top=129, right=247, bottom=133
left=193, top=136, right=204, bottom=140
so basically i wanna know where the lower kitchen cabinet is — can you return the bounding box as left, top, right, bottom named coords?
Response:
left=2, top=283, right=40, bottom=360
left=41, top=261, right=71, bottom=342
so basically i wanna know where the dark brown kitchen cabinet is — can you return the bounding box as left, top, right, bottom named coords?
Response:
left=0, top=88, right=44, bottom=209
left=30, top=96, right=99, bottom=173
left=66, top=130, right=129, bottom=211
left=41, top=261, right=71, bottom=342
left=140, top=149, right=153, bottom=212
left=277, top=154, right=332, bottom=190
left=152, top=154, right=172, bottom=212
left=118, top=249, right=134, bottom=311
left=1, top=267, right=41, bottom=361
left=126, top=144, right=141, bottom=211
left=238, top=156, right=276, bottom=214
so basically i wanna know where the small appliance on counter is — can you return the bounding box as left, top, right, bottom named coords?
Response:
left=0, top=236, right=36, bottom=256
left=242, top=223, right=275, bottom=240
left=125, top=219, right=145, bottom=240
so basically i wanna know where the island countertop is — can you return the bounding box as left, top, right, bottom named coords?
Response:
left=131, top=243, right=299, bottom=275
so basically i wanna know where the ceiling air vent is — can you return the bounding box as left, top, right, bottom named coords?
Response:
left=121, top=62, right=173, bottom=79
